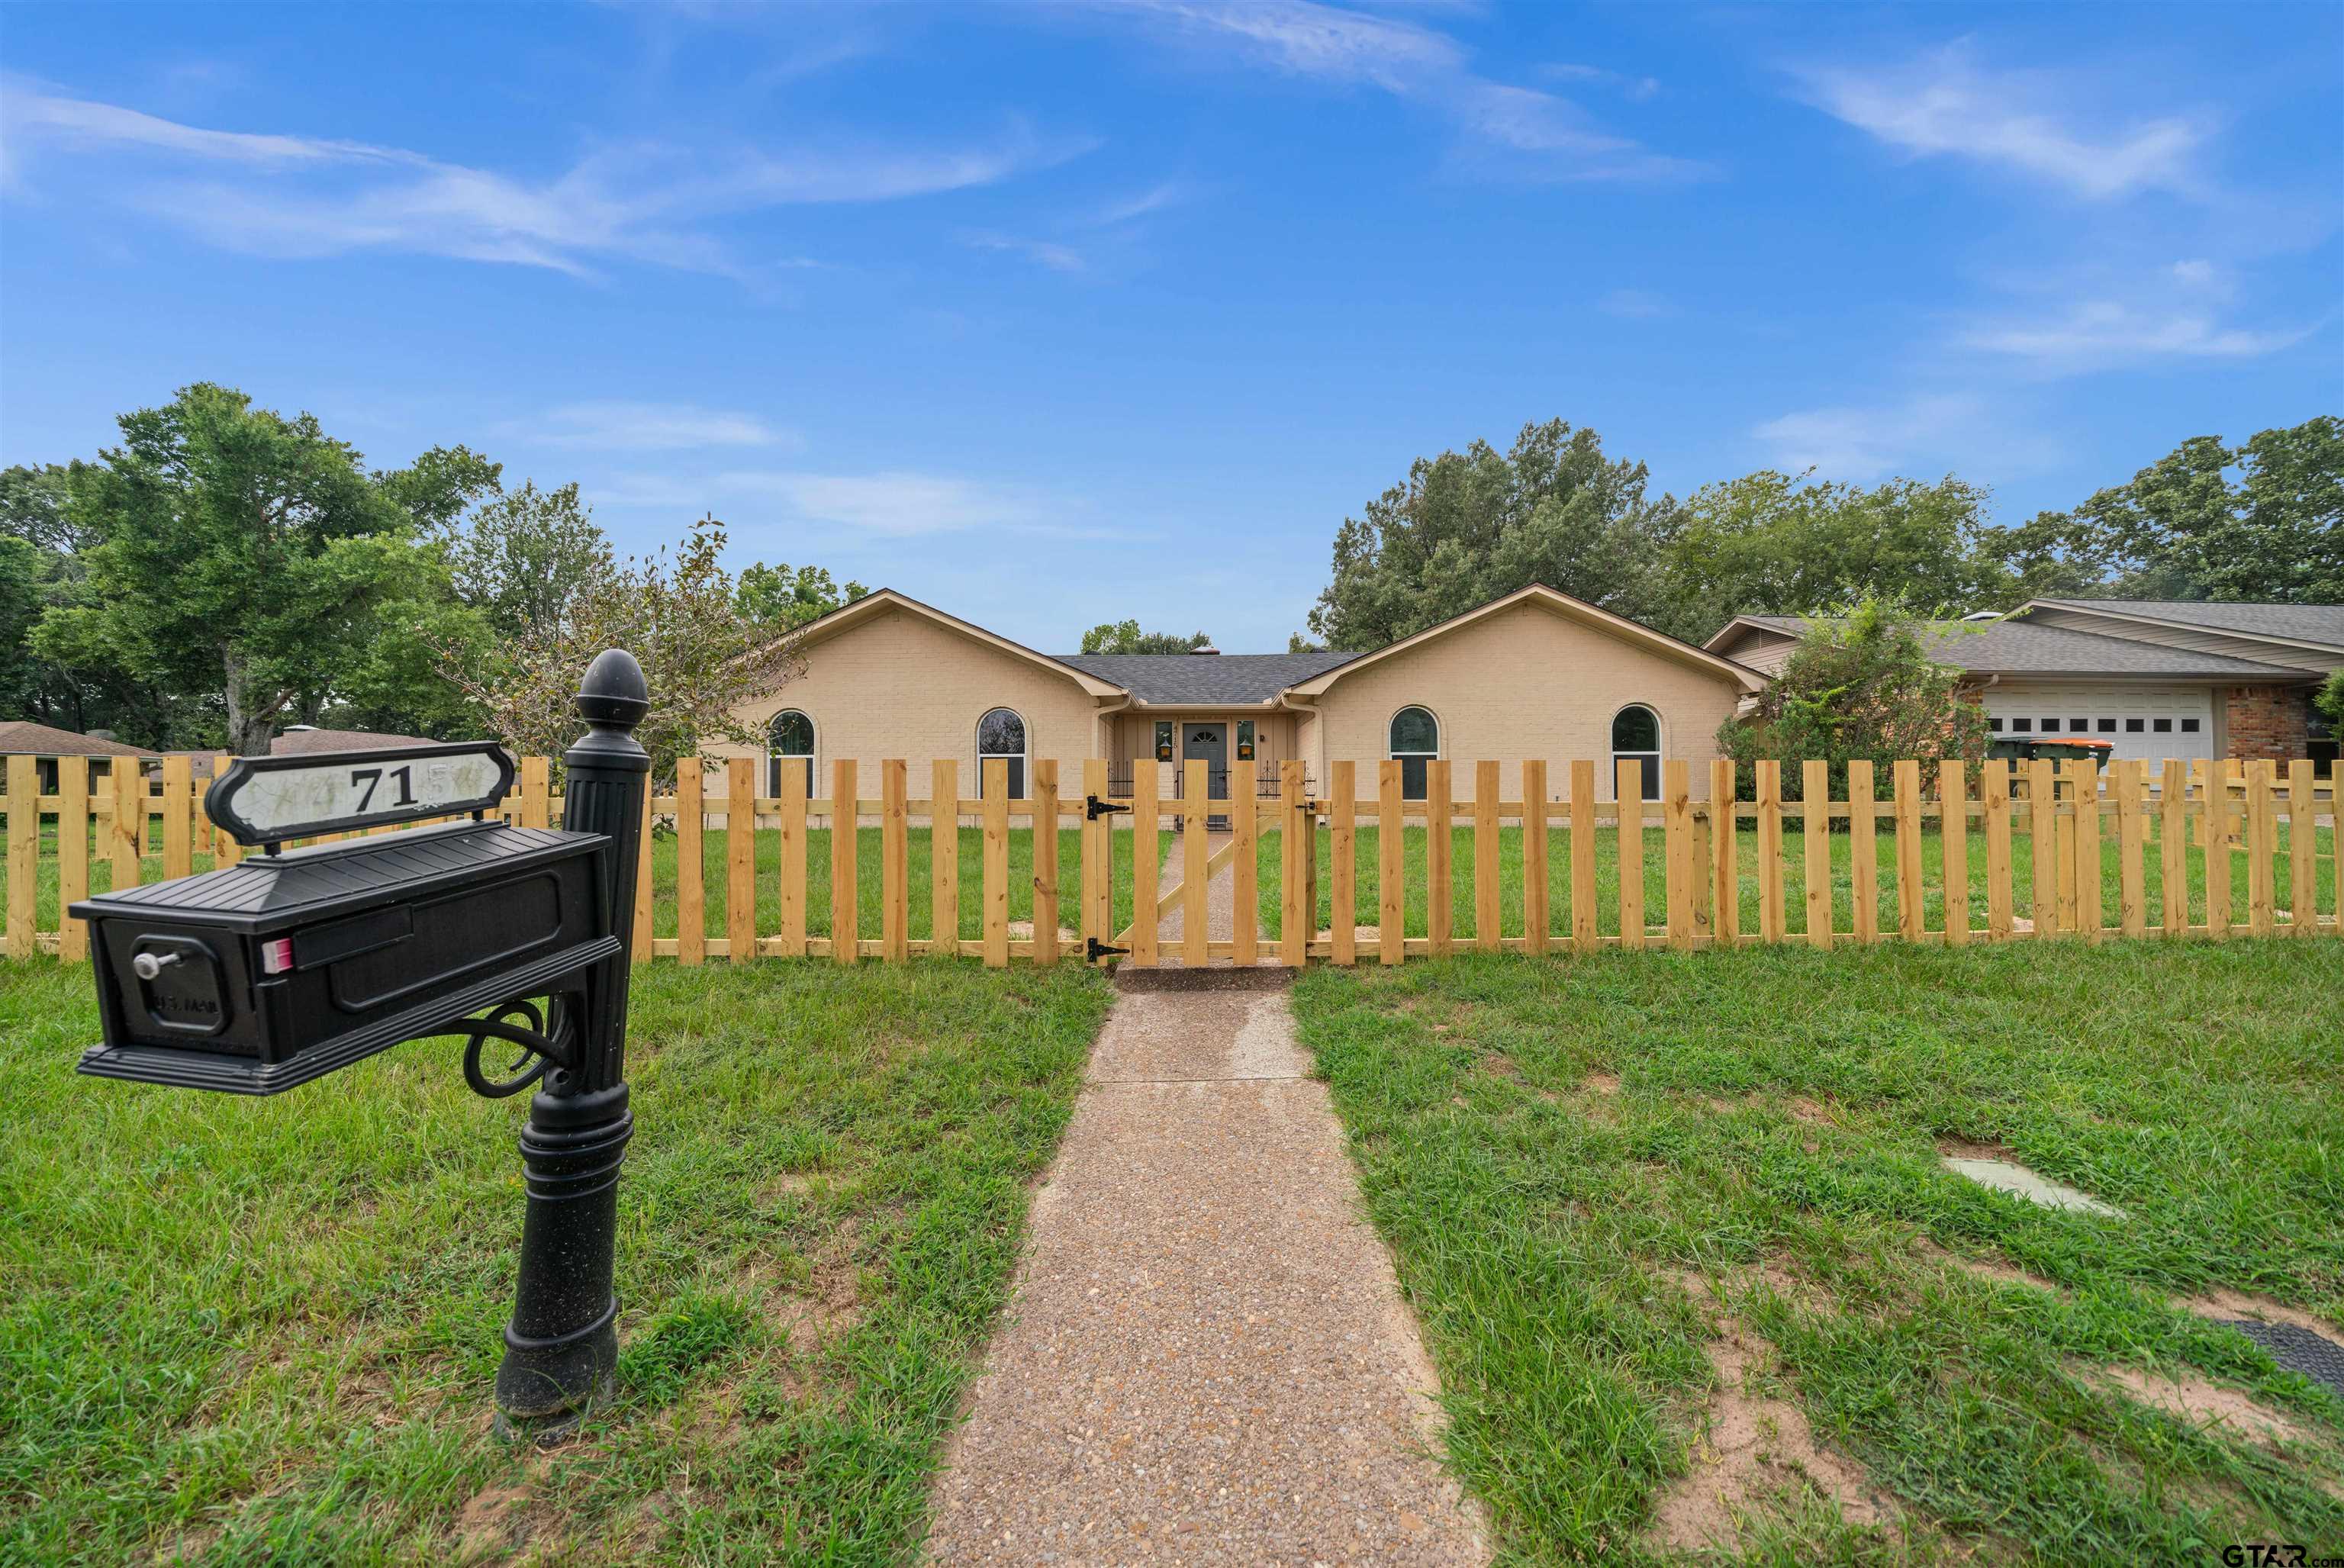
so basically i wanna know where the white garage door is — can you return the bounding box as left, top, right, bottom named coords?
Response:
left=1984, top=684, right=2216, bottom=763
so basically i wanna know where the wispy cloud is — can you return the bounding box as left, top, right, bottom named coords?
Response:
left=515, top=402, right=796, bottom=452
left=1082, top=179, right=1198, bottom=227
left=1952, top=257, right=2317, bottom=372
left=1099, top=0, right=1702, bottom=182
left=958, top=229, right=1089, bottom=273
left=722, top=471, right=1051, bottom=536
left=0, top=78, right=1090, bottom=278
left=1753, top=393, right=2061, bottom=481
left=1542, top=62, right=1660, bottom=102
left=1790, top=41, right=2208, bottom=199
left=1598, top=287, right=1672, bottom=319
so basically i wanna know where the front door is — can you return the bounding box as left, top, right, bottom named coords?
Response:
left=1184, top=723, right=1229, bottom=827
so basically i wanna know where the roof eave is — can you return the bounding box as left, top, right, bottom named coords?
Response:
left=2020, top=600, right=2344, bottom=658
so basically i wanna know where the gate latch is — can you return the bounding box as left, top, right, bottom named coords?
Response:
left=1086, top=937, right=1129, bottom=963
left=1086, top=794, right=1132, bottom=820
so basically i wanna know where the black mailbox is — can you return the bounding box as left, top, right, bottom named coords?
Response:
left=74, top=819, right=617, bottom=1095
left=70, top=655, right=658, bottom=1439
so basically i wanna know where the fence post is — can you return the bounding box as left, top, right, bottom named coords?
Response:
left=1618, top=758, right=1646, bottom=951
left=2246, top=759, right=2276, bottom=938
left=1280, top=758, right=1308, bottom=968
left=520, top=755, right=551, bottom=830
left=1940, top=759, right=1970, bottom=947
left=1522, top=759, right=1548, bottom=957
left=2028, top=758, right=2059, bottom=938
left=6, top=755, right=36, bottom=959
left=1231, top=758, right=1257, bottom=966
left=1847, top=759, right=1877, bottom=943
left=2115, top=761, right=2145, bottom=939
left=1755, top=760, right=1783, bottom=944
left=1030, top=759, right=1058, bottom=966
left=1710, top=758, right=1737, bottom=947
left=885, top=759, right=912, bottom=962
left=2204, top=760, right=2232, bottom=939
left=1982, top=759, right=2011, bottom=941
left=1426, top=760, right=1453, bottom=958
left=1131, top=758, right=1159, bottom=967
left=1801, top=758, right=1831, bottom=950
left=834, top=758, right=862, bottom=965
left=979, top=758, right=1006, bottom=968
left=633, top=781, right=654, bottom=964
left=1665, top=760, right=1694, bottom=951
left=1180, top=760, right=1208, bottom=967
left=1892, top=760, right=1922, bottom=941
left=1473, top=761, right=1500, bottom=951
left=2158, top=758, right=2186, bottom=937
left=2080, top=763, right=2106, bottom=942
left=2287, top=758, right=2317, bottom=937
left=1330, top=760, right=1357, bottom=966
left=161, top=754, right=192, bottom=880
left=1081, top=758, right=1107, bottom=964
left=929, top=761, right=958, bottom=959
left=210, top=753, right=240, bottom=865
left=676, top=765, right=705, bottom=965
left=1377, top=760, right=1403, bottom=966
left=728, top=758, right=757, bottom=963
left=1571, top=759, right=1599, bottom=955
left=58, top=757, right=89, bottom=963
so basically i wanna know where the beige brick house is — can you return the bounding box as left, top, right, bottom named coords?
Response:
left=712, top=584, right=1767, bottom=807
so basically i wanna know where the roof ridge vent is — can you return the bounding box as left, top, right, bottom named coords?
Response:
left=1188, top=642, right=1220, bottom=654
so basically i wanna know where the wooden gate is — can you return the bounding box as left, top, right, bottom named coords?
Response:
left=1082, top=757, right=1315, bottom=969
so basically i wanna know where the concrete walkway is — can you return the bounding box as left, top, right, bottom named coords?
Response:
left=1156, top=830, right=1237, bottom=948
left=924, top=976, right=1487, bottom=1566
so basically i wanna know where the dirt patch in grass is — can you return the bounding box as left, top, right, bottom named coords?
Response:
left=1648, top=1284, right=1897, bottom=1552
left=1934, top=1137, right=2019, bottom=1162
left=2177, top=1286, right=2344, bottom=1340
left=450, top=1479, right=536, bottom=1563
left=1912, top=1238, right=2061, bottom=1293
left=1582, top=1070, right=1621, bottom=1097
left=2088, top=1364, right=2328, bottom=1454
left=1785, top=1097, right=1837, bottom=1127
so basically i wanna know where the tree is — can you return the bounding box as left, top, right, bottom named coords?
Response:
left=1660, top=470, right=2017, bottom=636
left=1306, top=419, right=1680, bottom=651
left=1996, top=417, right=2342, bottom=603
left=1714, top=597, right=1991, bottom=800
left=735, top=562, right=868, bottom=634
left=437, top=515, right=802, bottom=784
left=1080, top=620, right=1212, bottom=654
left=2317, top=669, right=2344, bottom=734
left=34, top=385, right=496, bottom=754
left=448, top=481, right=613, bottom=638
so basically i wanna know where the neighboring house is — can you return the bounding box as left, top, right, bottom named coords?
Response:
left=1705, top=600, right=2344, bottom=769
left=270, top=726, right=437, bottom=755
left=0, top=721, right=150, bottom=793
left=713, top=584, right=1766, bottom=806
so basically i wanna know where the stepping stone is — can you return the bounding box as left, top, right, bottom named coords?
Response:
left=2223, top=1319, right=2344, bottom=1399
left=1941, top=1156, right=2127, bottom=1219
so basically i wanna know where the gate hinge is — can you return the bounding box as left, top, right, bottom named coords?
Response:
left=1086, top=794, right=1132, bottom=820
left=1086, top=937, right=1129, bottom=963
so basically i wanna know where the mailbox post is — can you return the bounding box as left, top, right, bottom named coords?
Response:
left=494, top=648, right=649, bottom=1435
left=70, top=649, right=653, bottom=1441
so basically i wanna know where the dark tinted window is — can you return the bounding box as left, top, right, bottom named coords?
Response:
left=1389, top=706, right=1438, bottom=755
left=2040, top=717, right=2060, bottom=732
left=2153, top=717, right=2173, bottom=733
left=1988, top=716, right=2004, bottom=732
left=2011, top=717, right=2032, bottom=732
left=2180, top=718, right=2201, bottom=732
left=2097, top=718, right=2116, bottom=732
left=1612, top=704, right=1661, bottom=752
left=2126, top=719, right=2146, bottom=732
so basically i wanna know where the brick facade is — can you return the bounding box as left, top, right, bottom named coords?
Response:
left=2222, top=684, right=2310, bottom=763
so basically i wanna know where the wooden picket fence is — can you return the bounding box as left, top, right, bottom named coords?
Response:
left=4, top=752, right=2337, bottom=966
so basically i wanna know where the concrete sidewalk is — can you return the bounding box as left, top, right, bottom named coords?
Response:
left=924, top=976, right=1486, bottom=1566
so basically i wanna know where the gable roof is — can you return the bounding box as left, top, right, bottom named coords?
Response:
left=1284, top=584, right=1766, bottom=698
left=272, top=726, right=437, bottom=755
left=787, top=588, right=1126, bottom=698
left=0, top=721, right=150, bottom=757
left=2028, top=599, right=2344, bottom=652
left=1051, top=650, right=1356, bottom=705
left=1704, top=613, right=2306, bottom=678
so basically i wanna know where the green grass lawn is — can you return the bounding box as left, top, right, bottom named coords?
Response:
left=1293, top=943, right=2344, bottom=1562
left=1252, top=823, right=2337, bottom=940
left=0, top=957, right=1112, bottom=1565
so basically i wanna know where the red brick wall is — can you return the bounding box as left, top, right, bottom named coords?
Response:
left=2222, top=684, right=2309, bottom=762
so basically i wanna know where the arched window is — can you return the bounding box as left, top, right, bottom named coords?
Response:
left=768, top=710, right=814, bottom=797
left=1389, top=706, right=1439, bottom=801
left=1612, top=704, right=1661, bottom=801
left=977, top=707, right=1027, bottom=798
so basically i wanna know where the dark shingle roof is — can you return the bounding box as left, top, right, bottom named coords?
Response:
left=272, top=727, right=437, bottom=755
left=0, top=721, right=150, bottom=757
left=2038, top=600, right=2344, bottom=648
left=1050, top=651, right=1358, bottom=704
left=1723, top=616, right=2302, bottom=678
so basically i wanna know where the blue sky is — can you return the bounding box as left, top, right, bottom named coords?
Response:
left=4, top=2, right=2338, bottom=650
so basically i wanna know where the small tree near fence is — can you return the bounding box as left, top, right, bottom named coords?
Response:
left=1716, top=597, right=1991, bottom=803
left=436, top=514, right=800, bottom=785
